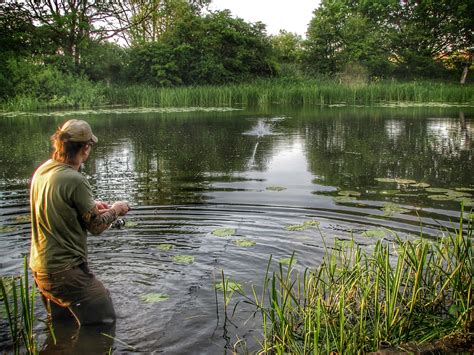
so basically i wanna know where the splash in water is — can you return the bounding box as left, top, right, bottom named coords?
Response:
left=243, top=119, right=273, bottom=137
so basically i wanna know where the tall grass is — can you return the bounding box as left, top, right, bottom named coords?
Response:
left=0, top=258, right=38, bottom=354
left=225, top=210, right=473, bottom=353
left=2, top=79, right=472, bottom=112
left=103, top=80, right=474, bottom=108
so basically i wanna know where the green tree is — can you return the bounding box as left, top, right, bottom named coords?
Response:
left=304, top=0, right=473, bottom=79
left=304, top=0, right=391, bottom=77
left=129, top=11, right=277, bottom=86
left=271, top=30, right=303, bottom=63
left=126, top=0, right=196, bottom=45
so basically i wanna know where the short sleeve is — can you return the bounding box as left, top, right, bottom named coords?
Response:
left=72, top=177, right=96, bottom=215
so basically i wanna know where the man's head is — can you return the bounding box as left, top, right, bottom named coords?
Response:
left=60, top=119, right=98, bottom=144
left=51, top=120, right=98, bottom=165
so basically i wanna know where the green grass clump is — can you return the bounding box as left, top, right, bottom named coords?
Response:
left=103, top=80, right=473, bottom=108
left=2, top=79, right=472, bottom=112
left=225, top=210, right=473, bottom=353
left=0, top=258, right=38, bottom=354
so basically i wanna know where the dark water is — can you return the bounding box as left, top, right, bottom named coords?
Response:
left=0, top=106, right=473, bottom=353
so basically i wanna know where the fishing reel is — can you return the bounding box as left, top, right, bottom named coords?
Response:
left=110, top=218, right=126, bottom=229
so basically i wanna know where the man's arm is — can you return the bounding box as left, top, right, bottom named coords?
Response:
left=81, top=202, right=129, bottom=236
left=82, top=207, right=118, bottom=236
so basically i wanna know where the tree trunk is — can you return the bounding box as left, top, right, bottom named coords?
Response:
left=460, top=53, right=472, bottom=85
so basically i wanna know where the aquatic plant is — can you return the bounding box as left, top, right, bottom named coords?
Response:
left=233, top=239, right=256, bottom=247
left=0, top=258, right=38, bottom=354
left=172, top=255, right=195, bottom=264
left=278, top=257, right=297, bottom=266
left=14, top=215, right=31, bottom=223
left=333, top=196, right=357, bottom=203
left=0, top=225, right=19, bottom=233
left=215, top=277, right=242, bottom=308
left=338, top=190, right=361, bottom=197
left=222, top=209, right=473, bottom=353
left=140, top=293, right=169, bottom=303
left=285, top=220, right=320, bottom=231
left=157, top=244, right=174, bottom=251
left=212, top=228, right=236, bottom=237
left=125, top=221, right=139, bottom=228
left=4, top=78, right=471, bottom=112
left=381, top=203, right=410, bottom=216
left=266, top=186, right=287, bottom=192
left=362, top=229, right=388, bottom=238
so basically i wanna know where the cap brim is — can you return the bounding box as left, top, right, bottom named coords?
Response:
left=91, top=134, right=98, bottom=143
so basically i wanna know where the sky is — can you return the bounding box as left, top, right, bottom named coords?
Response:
left=208, top=0, right=320, bottom=37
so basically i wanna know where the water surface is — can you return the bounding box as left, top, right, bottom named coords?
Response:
left=0, top=106, right=473, bottom=353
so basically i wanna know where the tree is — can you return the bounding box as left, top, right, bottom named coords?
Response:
left=125, top=0, right=202, bottom=45
left=304, top=0, right=473, bottom=79
left=305, top=0, right=391, bottom=77
left=129, top=11, right=277, bottom=86
left=271, top=30, right=303, bottom=64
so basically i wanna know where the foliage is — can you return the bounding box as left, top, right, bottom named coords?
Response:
left=0, top=258, right=38, bottom=354
left=271, top=30, right=303, bottom=64
left=224, top=212, right=473, bottom=353
left=0, top=58, right=105, bottom=110
left=128, top=11, right=277, bottom=86
left=126, top=0, right=196, bottom=44
left=305, top=0, right=473, bottom=79
left=78, top=41, right=128, bottom=83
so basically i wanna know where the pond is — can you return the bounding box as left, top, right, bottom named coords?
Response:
left=0, top=105, right=473, bottom=353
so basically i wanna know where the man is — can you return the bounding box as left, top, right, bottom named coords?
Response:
left=30, top=119, right=129, bottom=326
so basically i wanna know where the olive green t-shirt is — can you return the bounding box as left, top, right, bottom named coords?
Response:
left=29, top=159, right=96, bottom=273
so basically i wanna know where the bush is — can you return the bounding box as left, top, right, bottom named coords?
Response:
left=0, top=58, right=105, bottom=109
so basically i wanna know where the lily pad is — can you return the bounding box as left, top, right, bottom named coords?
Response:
left=380, top=190, right=400, bottom=195
left=425, top=188, right=452, bottom=193
left=285, top=220, right=319, bottom=231
left=335, top=239, right=354, bottom=248
left=381, top=203, right=410, bottom=216
left=338, top=190, right=361, bottom=197
left=375, top=178, right=397, bottom=183
left=140, top=293, right=169, bottom=303
left=362, top=229, right=387, bottom=238
left=455, top=187, right=474, bottom=192
left=233, top=239, right=256, bottom=247
left=212, top=228, right=236, bottom=237
left=411, top=182, right=431, bottom=188
left=215, top=280, right=242, bottom=292
left=394, top=178, right=417, bottom=185
left=456, top=198, right=474, bottom=207
left=279, top=257, right=297, bottom=266
left=428, top=195, right=452, bottom=201
left=266, top=186, right=287, bottom=192
left=173, top=255, right=195, bottom=264
left=0, top=225, right=19, bottom=233
left=333, top=196, right=356, bottom=203
left=446, top=190, right=471, bottom=198
left=15, top=215, right=30, bottom=223
left=157, top=244, right=174, bottom=251
left=126, top=221, right=139, bottom=228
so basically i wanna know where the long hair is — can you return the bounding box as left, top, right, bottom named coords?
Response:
left=50, top=130, right=87, bottom=165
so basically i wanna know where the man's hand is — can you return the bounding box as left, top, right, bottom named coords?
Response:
left=111, top=201, right=130, bottom=216
left=95, top=201, right=109, bottom=210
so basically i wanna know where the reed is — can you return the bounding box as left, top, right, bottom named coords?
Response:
left=103, top=80, right=474, bottom=108
left=2, top=79, right=472, bottom=112
left=224, top=209, right=473, bottom=353
left=0, top=258, right=38, bottom=354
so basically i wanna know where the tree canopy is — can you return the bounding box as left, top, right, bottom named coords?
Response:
left=0, top=0, right=471, bottom=106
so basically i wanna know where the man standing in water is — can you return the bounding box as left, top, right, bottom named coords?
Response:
left=30, top=119, right=129, bottom=325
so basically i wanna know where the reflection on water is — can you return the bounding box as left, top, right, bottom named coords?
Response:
left=0, top=106, right=473, bottom=353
